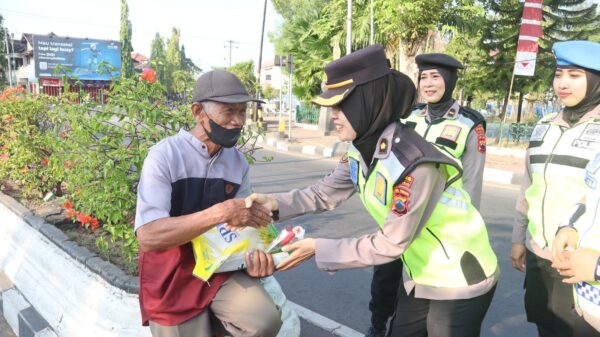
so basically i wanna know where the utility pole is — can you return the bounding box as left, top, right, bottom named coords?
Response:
left=255, top=0, right=268, bottom=122
left=224, top=40, right=238, bottom=67
left=4, top=28, right=13, bottom=87
left=346, top=0, right=352, bottom=54
left=287, top=54, right=293, bottom=140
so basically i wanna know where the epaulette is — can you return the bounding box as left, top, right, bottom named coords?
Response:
left=459, top=106, right=485, bottom=128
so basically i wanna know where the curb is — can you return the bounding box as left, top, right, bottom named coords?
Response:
left=258, top=136, right=349, bottom=158
left=257, top=136, right=522, bottom=186
left=1, top=273, right=57, bottom=337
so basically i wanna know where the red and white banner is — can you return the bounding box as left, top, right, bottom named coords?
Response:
left=514, top=0, right=543, bottom=76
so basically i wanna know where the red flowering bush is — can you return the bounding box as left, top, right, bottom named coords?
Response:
left=0, top=75, right=263, bottom=269
left=140, top=68, right=157, bottom=83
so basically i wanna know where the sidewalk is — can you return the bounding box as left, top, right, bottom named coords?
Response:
left=254, top=117, right=525, bottom=186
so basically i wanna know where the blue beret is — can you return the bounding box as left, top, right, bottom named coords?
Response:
left=552, top=41, right=600, bottom=72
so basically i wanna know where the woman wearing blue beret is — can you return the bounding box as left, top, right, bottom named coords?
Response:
left=551, top=40, right=600, bottom=337
left=512, top=40, right=600, bottom=337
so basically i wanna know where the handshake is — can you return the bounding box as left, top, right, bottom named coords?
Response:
left=220, top=193, right=280, bottom=231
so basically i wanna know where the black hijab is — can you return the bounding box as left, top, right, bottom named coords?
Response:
left=560, top=67, right=600, bottom=125
left=420, top=67, right=458, bottom=119
left=340, top=70, right=417, bottom=164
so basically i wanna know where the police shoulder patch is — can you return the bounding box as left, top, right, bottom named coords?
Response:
left=474, top=124, right=486, bottom=153
left=391, top=175, right=413, bottom=216
left=339, top=153, right=349, bottom=164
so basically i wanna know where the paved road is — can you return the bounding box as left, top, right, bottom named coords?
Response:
left=249, top=149, right=537, bottom=337
left=0, top=313, right=16, bottom=337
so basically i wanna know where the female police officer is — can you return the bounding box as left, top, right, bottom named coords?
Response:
left=549, top=40, right=600, bottom=337
left=248, top=44, right=498, bottom=337
left=511, top=40, right=600, bottom=337
left=367, top=53, right=487, bottom=337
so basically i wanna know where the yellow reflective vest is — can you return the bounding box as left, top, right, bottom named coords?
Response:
left=525, top=113, right=600, bottom=249
left=403, top=102, right=483, bottom=159
left=347, top=123, right=497, bottom=288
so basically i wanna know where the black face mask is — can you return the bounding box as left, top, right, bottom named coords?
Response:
left=204, top=117, right=242, bottom=148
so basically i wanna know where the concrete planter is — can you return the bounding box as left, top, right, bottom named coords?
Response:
left=0, top=193, right=299, bottom=337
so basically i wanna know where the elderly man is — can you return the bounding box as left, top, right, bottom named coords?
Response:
left=135, top=70, right=282, bottom=337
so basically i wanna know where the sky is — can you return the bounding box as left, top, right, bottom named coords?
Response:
left=1, top=0, right=283, bottom=72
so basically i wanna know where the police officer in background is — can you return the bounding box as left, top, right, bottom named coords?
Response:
left=366, top=53, right=487, bottom=337
left=248, top=44, right=498, bottom=337
left=512, top=40, right=600, bottom=337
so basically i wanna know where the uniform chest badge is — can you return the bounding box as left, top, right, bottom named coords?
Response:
left=349, top=158, right=359, bottom=189
left=373, top=172, right=387, bottom=205
left=439, top=125, right=462, bottom=142
left=529, top=124, right=550, bottom=142
left=573, top=124, right=600, bottom=150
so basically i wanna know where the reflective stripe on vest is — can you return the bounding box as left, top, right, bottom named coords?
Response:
left=525, top=117, right=600, bottom=249
left=346, top=144, right=497, bottom=288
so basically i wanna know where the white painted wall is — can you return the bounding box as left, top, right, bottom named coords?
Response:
left=0, top=203, right=151, bottom=337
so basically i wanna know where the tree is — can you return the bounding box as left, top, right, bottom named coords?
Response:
left=149, top=33, right=167, bottom=85
left=165, top=28, right=182, bottom=93
left=227, top=60, right=258, bottom=96
left=271, top=0, right=460, bottom=100
left=119, top=0, right=134, bottom=79
left=180, top=45, right=201, bottom=75
left=475, top=0, right=600, bottom=118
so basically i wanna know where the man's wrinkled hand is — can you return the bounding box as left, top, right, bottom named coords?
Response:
left=246, top=193, right=278, bottom=212
left=276, top=238, right=316, bottom=271
left=221, top=198, right=272, bottom=229
left=552, top=227, right=579, bottom=265
left=245, top=250, right=275, bottom=278
left=511, top=243, right=526, bottom=273
left=552, top=247, right=599, bottom=284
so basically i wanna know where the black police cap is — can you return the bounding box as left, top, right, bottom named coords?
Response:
left=415, top=53, right=464, bottom=71
left=314, top=44, right=391, bottom=107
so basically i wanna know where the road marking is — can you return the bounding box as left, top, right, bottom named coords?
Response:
left=288, top=301, right=364, bottom=337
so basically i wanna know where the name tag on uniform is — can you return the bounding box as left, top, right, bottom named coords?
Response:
left=530, top=124, right=550, bottom=142
left=373, top=173, right=387, bottom=205
left=585, top=172, right=597, bottom=189
left=439, top=125, right=462, bottom=142
left=573, top=124, right=600, bottom=150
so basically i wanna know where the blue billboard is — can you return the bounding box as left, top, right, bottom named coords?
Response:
left=33, top=35, right=121, bottom=80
